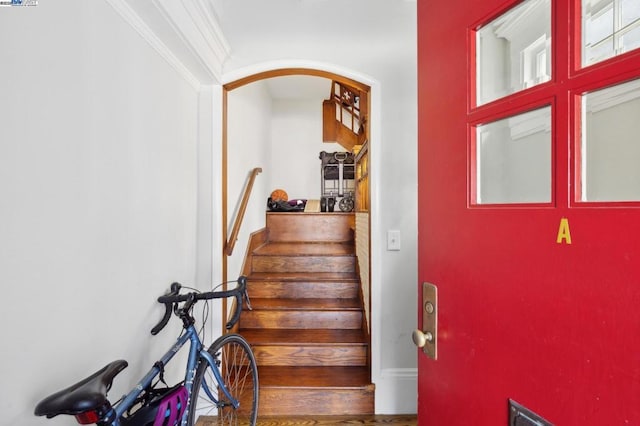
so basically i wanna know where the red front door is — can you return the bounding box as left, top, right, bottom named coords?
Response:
left=417, top=0, right=640, bottom=424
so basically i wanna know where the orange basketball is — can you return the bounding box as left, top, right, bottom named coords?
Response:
left=270, top=189, right=288, bottom=202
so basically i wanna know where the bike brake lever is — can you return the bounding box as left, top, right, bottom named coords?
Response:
left=244, top=288, right=252, bottom=311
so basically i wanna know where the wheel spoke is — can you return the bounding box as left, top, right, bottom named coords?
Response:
left=187, top=334, right=258, bottom=425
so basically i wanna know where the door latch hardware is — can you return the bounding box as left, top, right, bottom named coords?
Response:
left=412, top=282, right=437, bottom=359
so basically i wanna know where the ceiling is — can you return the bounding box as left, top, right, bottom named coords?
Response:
left=262, top=75, right=332, bottom=101
left=207, top=0, right=416, bottom=101
left=208, top=0, right=417, bottom=71
left=118, top=0, right=415, bottom=100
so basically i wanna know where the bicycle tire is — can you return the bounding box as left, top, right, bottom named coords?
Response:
left=186, top=333, right=258, bottom=426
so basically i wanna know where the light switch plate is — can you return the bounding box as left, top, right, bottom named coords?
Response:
left=387, top=230, right=401, bottom=250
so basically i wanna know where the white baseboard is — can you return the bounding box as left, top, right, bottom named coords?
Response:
left=375, top=368, right=418, bottom=414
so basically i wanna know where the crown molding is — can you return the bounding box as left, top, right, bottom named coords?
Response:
left=585, top=78, right=640, bottom=113
left=105, top=0, right=231, bottom=87
left=151, top=0, right=230, bottom=83
left=104, top=0, right=201, bottom=89
left=493, top=0, right=549, bottom=40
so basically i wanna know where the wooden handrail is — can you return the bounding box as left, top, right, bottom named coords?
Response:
left=225, top=167, right=262, bottom=256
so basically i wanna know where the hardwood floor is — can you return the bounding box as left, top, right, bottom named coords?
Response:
left=197, top=415, right=417, bottom=425
left=255, top=415, right=418, bottom=425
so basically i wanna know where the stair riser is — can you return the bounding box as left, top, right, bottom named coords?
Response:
left=248, top=281, right=359, bottom=299
left=252, top=346, right=367, bottom=367
left=257, top=388, right=374, bottom=416
left=252, top=256, right=355, bottom=273
left=267, top=213, right=355, bottom=243
left=242, top=311, right=362, bottom=329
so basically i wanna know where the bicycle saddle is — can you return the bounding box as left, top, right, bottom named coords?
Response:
left=34, top=360, right=128, bottom=418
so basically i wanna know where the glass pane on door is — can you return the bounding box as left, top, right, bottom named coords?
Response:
left=476, top=0, right=551, bottom=105
left=583, top=0, right=640, bottom=66
left=475, top=106, right=552, bottom=204
left=621, top=0, right=640, bottom=27
left=581, top=78, right=640, bottom=201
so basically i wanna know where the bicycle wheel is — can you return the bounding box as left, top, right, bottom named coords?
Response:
left=187, top=333, right=258, bottom=426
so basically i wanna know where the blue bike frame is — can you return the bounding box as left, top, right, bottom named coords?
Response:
left=105, top=324, right=236, bottom=426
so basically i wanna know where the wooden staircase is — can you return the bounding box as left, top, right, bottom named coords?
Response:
left=239, top=212, right=374, bottom=416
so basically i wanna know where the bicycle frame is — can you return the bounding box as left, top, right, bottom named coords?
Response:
left=105, top=323, right=236, bottom=426
left=35, top=279, right=253, bottom=426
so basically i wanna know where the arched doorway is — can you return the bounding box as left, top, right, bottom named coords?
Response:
left=220, top=66, right=379, bottom=414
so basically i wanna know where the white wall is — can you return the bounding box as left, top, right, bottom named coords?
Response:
left=370, top=64, right=418, bottom=414
left=270, top=98, right=343, bottom=200
left=0, top=2, right=206, bottom=424
left=225, top=82, right=272, bottom=280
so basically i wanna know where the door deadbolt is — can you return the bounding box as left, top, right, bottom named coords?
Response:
left=412, top=282, right=437, bottom=359
left=425, top=301, right=434, bottom=314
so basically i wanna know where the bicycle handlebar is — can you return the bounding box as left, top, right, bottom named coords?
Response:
left=151, top=276, right=247, bottom=335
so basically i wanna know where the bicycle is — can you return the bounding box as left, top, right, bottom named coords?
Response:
left=34, top=276, right=259, bottom=426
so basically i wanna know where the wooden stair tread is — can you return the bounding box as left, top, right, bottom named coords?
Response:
left=248, top=271, right=358, bottom=282
left=246, top=280, right=359, bottom=299
left=253, top=242, right=355, bottom=256
left=258, top=366, right=372, bottom=388
left=241, top=328, right=366, bottom=344
left=238, top=212, right=372, bottom=416
left=248, top=298, right=362, bottom=310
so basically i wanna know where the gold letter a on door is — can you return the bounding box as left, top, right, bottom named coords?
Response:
left=556, top=217, right=572, bottom=244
